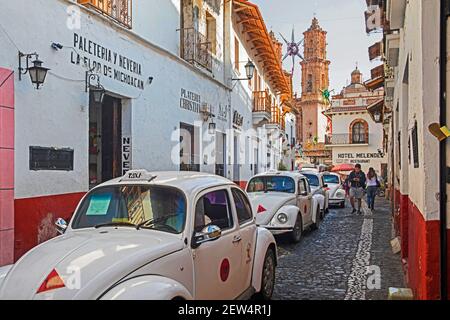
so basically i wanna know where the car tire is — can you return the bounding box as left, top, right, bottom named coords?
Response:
left=253, top=248, right=276, bottom=300
left=340, top=201, right=346, bottom=208
left=312, top=206, right=321, bottom=230
left=289, top=214, right=303, bottom=243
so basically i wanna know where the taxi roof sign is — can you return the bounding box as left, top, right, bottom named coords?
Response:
left=120, top=170, right=157, bottom=182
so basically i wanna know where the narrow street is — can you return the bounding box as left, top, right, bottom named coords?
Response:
left=274, top=197, right=405, bottom=300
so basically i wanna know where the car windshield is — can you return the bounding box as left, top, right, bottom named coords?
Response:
left=303, top=174, right=320, bottom=187
left=247, top=176, right=295, bottom=194
left=323, top=175, right=340, bottom=184
left=72, top=185, right=186, bottom=234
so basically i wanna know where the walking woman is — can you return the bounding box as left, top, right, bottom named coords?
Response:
left=366, top=167, right=379, bottom=211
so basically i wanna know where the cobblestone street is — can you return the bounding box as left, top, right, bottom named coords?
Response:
left=273, top=197, right=405, bottom=300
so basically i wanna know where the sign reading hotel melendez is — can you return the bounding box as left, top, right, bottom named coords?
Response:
left=71, top=33, right=145, bottom=90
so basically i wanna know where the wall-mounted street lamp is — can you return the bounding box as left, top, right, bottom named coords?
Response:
left=18, top=52, right=50, bottom=89
left=232, top=60, right=256, bottom=81
left=373, top=111, right=382, bottom=122
left=85, top=69, right=105, bottom=104
left=200, top=103, right=216, bottom=134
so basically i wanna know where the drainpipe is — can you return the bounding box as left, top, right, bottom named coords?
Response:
left=439, top=0, right=449, bottom=301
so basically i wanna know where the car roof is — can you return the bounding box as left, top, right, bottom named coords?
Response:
left=251, top=171, right=306, bottom=179
left=300, top=170, right=323, bottom=176
left=94, top=171, right=235, bottom=195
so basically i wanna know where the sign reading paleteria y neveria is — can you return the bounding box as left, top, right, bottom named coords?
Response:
left=70, top=33, right=145, bottom=90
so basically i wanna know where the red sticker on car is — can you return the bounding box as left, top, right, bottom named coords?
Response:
left=220, top=258, right=230, bottom=282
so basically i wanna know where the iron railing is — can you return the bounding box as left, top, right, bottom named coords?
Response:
left=78, top=0, right=132, bottom=29
left=325, top=134, right=370, bottom=145
left=181, top=28, right=212, bottom=71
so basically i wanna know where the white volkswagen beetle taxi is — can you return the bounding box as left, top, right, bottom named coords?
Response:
left=300, top=170, right=330, bottom=216
left=0, top=170, right=277, bottom=300
left=322, top=172, right=346, bottom=208
left=246, top=171, right=322, bottom=243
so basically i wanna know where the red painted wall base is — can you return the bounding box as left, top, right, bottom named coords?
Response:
left=14, top=192, right=85, bottom=261
left=396, top=190, right=442, bottom=300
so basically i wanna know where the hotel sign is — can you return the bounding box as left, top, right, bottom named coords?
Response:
left=337, top=152, right=385, bottom=164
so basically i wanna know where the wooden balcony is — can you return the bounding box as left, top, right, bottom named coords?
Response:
left=180, top=28, right=213, bottom=72
left=252, top=91, right=271, bottom=126
left=253, top=91, right=271, bottom=114
left=77, top=0, right=132, bottom=29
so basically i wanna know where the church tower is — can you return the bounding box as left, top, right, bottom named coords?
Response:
left=299, top=17, right=331, bottom=146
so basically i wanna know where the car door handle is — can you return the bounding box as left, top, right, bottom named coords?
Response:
left=232, top=235, right=242, bottom=244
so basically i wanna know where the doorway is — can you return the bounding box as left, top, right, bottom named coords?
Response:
left=180, top=122, right=200, bottom=172
left=215, top=132, right=226, bottom=177
left=89, top=94, right=122, bottom=188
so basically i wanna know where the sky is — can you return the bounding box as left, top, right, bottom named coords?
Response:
left=251, top=0, right=382, bottom=96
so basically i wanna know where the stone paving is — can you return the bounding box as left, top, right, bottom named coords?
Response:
left=273, top=196, right=405, bottom=300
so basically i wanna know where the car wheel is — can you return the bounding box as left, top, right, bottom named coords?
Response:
left=340, top=201, right=346, bottom=209
left=289, top=214, right=303, bottom=243
left=254, top=248, right=276, bottom=300
left=312, top=206, right=321, bottom=230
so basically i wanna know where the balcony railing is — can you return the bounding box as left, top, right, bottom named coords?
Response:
left=270, top=106, right=281, bottom=127
left=325, top=134, right=369, bottom=145
left=181, top=28, right=212, bottom=72
left=253, top=91, right=271, bottom=114
left=78, top=0, right=132, bottom=29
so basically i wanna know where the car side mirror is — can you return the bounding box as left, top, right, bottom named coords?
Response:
left=191, top=225, right=222, bottom=249
left=55, top=218, right=68, bottom=235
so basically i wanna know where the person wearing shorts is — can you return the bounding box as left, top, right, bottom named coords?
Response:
left=348, top=164, right=366, bottom=215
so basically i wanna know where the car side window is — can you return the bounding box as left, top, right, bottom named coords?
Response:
left=298, top=179, right=308, bottom=195
left=195, top=189, right=233, bottom=232
left=231, top=188, right=253, bottom=224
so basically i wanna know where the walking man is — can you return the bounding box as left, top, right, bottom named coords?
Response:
left=348, top=164, right=366, bottom=215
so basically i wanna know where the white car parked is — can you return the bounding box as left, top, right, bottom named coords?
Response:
left=299, top=171, right=330, bottom=216
left=322, top=172, right=346, bottom=208
left=0, top=170, right=278, bottom=300
left=246, top=171, right=322, bottom=243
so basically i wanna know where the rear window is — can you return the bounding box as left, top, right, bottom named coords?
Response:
left=323, top=175, right=340, bottom=184
left=247, top=176, right=295, bottom=194
left=303, top=174, right=320, bottom=187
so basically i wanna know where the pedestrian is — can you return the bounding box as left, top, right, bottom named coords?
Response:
left=348, top=164, right=366, bottom=215
left=366, top=167, right=379, bottom=211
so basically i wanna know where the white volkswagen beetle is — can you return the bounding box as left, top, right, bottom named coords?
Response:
left=300, top=170, right=330, bottom=216
left=0, top=170, right=277, bottom=300
left=322, top=172, right=346, bottom=208
left=246, top=171, right=322, bottom=243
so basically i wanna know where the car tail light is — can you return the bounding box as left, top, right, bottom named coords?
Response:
left=37, top=269, right=65, bottom=294
left=257, top=205, right=267, bottom=214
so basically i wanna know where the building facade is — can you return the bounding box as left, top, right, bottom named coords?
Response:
left=325, top=68, right=387, bottom=175
left=0, top=0, right=293, bottom=265
left=366, top=0, right=449, bottom=299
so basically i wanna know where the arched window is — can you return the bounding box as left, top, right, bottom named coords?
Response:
left=350, top=120, right=368, bottom=144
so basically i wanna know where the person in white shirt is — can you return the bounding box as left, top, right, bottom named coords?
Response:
left=366, top=167, right=379, bottom=211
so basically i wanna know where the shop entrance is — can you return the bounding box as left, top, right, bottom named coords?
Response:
left=89, top=94, right=122, bottom=188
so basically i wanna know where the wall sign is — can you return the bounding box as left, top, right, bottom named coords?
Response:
left=71, top=33, right=145, bottom=90
left=180, top=88, right=201, bottom=113
left=336, top=152, right=385, bottom=164
left=122, top=136, right=132, bottom=175
left=29, top=147, right=74, bottom=171
left=233, top=110, right=244, bottom=128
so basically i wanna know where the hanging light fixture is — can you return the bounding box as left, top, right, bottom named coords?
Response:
left=232, top=60, right=256, bottom=82
left=18, top=52, right=50, bottom=89
left=86, top=69, right=105, bottom=104
left=374, top=111, right=382, bottom=122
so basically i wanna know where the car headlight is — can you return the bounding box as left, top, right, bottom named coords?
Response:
left=277, top=213, right=288, bottom=224
left=336, top=190, right=345, bottom=198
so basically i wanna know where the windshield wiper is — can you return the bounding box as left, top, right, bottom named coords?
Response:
left=137, top=214, right=181, bottom=230
left=94, top=222, right=137, bottom=229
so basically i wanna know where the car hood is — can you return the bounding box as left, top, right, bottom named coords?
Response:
left=247, top=192, right=296, bottom=225
left=327, top=183, right=342, bottom=197
left=0, top=229, right=183, bottom=300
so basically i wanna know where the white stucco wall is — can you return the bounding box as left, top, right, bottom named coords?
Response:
left=391, top=0, right=440, bottom=220
left=1, top=0, right=279, bottom=199
left=330, top=112, right=387, bottom=174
